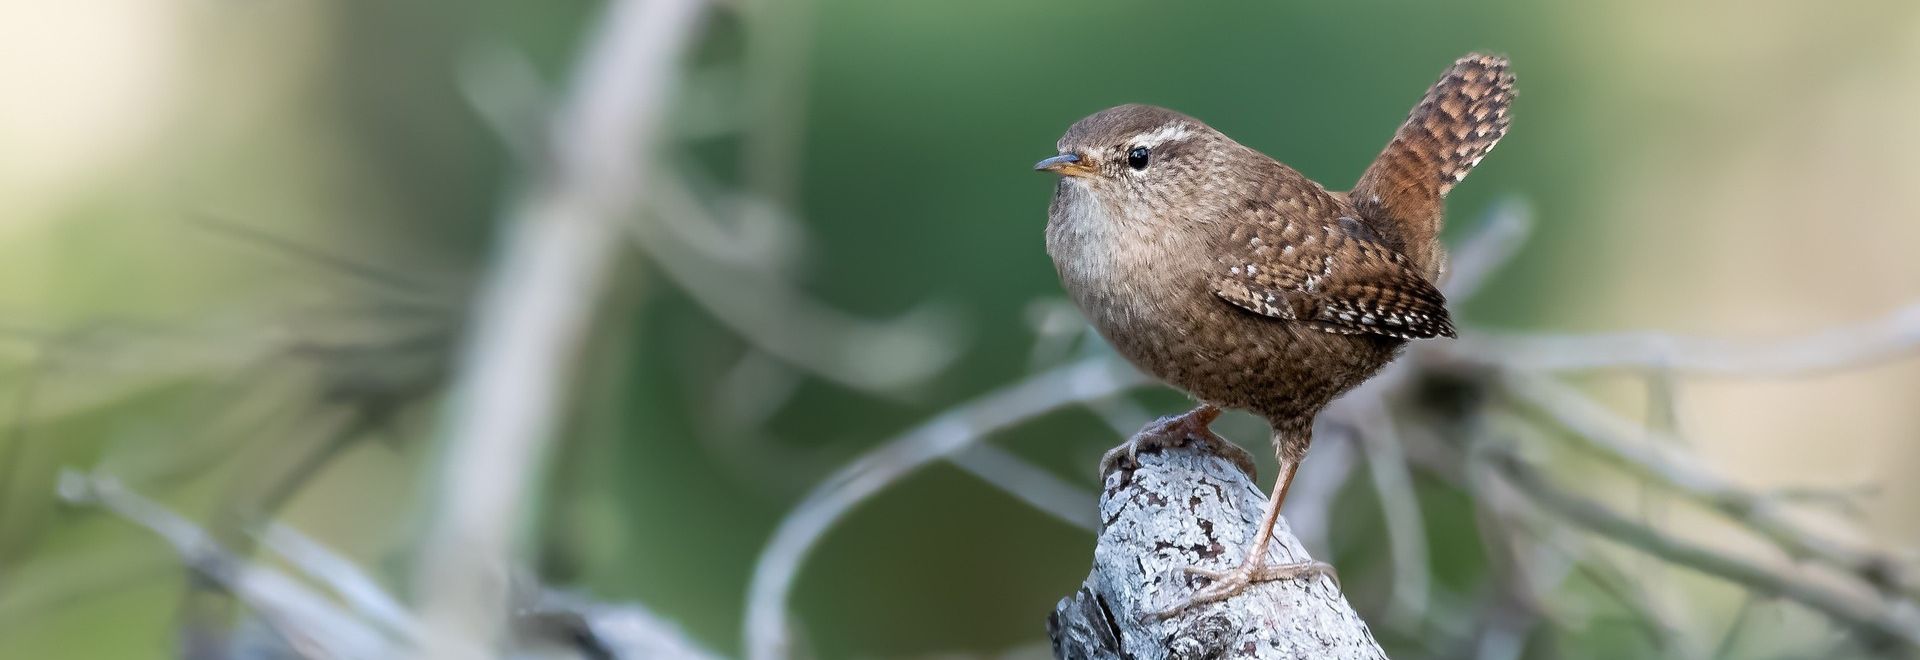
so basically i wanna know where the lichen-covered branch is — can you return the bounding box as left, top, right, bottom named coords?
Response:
left=1049, top=431, right=1386, bottom=660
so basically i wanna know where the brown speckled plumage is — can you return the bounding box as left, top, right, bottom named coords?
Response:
left=1038, top=53, right=1512, bottom=611
left=1352, top=54, right=1516, bottom=280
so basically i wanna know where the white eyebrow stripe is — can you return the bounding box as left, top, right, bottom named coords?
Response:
left=1131, top=124, right=1191, bottom=147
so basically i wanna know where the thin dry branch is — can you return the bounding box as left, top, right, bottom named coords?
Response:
left=59, top=471, right=408, bottom=659
left=637, top=174, right=962, bottom=395
left=458, top=39, right=964, bottom=398
left=949, top=444, right=1099, bottom=532
left=1498, top=371, right=1919, bottom=598
left=60, top=471, right=720, bottom=660
left=1483, top=448, right=1920, bottom=648
left=1351, top=399, right=1430, bottom=627
left=409, top=1, right=707, bottom=658
left=1437, top=200, right=1532, bottom=301
left=1443, top=302, right=1920, bottom=377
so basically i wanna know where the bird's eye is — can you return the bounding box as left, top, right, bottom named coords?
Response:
left=1126, top=146, right=1151, bottom=170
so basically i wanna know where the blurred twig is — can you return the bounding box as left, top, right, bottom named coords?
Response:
left=261, top=524, right=419, bottom=635
left=1353, top=398, right=1431, bottom=627
left=949, top=444, right=1098, bottom=532
left=0, top=359, right=41, bottom=568
left=191, top=216, right=455, bottom=308
left=60, top=470, right=719, bottom=660
left=1497, top=371, right=1920, bottom=599
left=520, top=590, right=723, bottom=660
left=1482, top=447, right=1920, bottom=647
left=459, top=23, right=964, bottom=401
left=409, top=0, right=708, bottom=658
left=59, top=471, right=408, bottom=659
left=743, top=357, right=1147, bottom=660
left=737, top=0, right=815, bottom=206
left=636, top=174, right=964, bottom=395
left=1446, top=302, right=1920, bottom=377
left=1437, top=199, right=1532, bottom=301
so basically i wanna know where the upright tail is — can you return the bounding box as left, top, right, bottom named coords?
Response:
left=1350, top=53, right=1515, bottom=280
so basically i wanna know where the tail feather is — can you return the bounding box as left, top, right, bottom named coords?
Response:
left=1350, top=53, right=1515, bottom=280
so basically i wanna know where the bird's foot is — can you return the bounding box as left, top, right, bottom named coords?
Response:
left=1148, top=558, right=1338, bottom=620
left=1099, top=405, right=1252, bottom=478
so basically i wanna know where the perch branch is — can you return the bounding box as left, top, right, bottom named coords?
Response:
left=1048, top=429, right=1386, bottom=659
left=408, top=1, right=706, bottom=658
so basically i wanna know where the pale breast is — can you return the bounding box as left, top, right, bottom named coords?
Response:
left=1045, top=180, right=1204, bottom=339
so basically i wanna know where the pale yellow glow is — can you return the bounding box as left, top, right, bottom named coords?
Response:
left=0, top=1, right=187, bottom=233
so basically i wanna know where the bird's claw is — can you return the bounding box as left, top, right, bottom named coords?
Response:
left=1148, top=559, right=1338, bottom=620
left=1099, top=405, right=1239, bottom=477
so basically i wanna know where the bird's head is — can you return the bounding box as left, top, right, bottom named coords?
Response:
left=1036, top=104, right=1241, bottom=220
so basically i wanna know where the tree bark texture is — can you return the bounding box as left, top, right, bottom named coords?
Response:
left=1049, top=431, right=1387, bottom=660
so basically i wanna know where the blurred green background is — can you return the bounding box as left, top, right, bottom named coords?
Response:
left=2, top=0, right=1918, bottom=658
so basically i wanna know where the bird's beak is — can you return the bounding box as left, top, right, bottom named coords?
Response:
left=1034, top=153, right=1092, bottom=177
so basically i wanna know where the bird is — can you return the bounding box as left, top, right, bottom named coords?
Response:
left=1035, top=53, right=1513, bottom=615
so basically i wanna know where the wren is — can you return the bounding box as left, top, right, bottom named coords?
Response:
left=1037, top=54, right=1513, bottom=614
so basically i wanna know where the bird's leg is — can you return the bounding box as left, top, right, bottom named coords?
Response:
left=1099, top=404, right=1252, bottom=478
left=1150, top=431, right=1335, bottom=619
